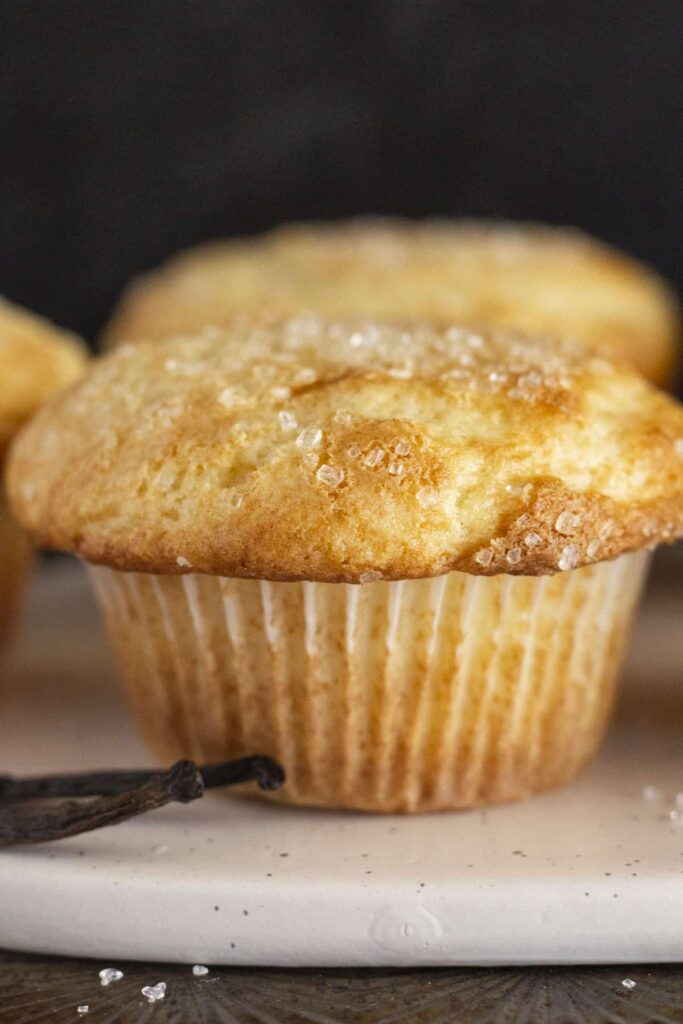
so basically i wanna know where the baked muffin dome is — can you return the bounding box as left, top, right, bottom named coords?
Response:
left=0, top=297, right=87, bottom=456
left=9, top=316, right=683, bottom=581
left=103, top=219, right=680, bottom=386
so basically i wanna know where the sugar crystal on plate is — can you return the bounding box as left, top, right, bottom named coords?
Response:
left=142, top=982, right=167, bottom=1003
left=99, top=968, right=123, bottom=986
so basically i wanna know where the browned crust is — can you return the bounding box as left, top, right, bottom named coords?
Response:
left=0, top=297, right=88, bottom=455
left=7, top=317, right=683, bottom=580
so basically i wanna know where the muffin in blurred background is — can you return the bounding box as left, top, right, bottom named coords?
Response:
left=104, top=219, right=680, bottom=387
left=0, top=297, right=86, bottom=647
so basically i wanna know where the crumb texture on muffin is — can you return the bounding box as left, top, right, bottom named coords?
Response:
left=8, top=316, right=683, bottom=580
left=0, top=297, right=87, bottom=455
left=104, top=218, right=680, bottom=385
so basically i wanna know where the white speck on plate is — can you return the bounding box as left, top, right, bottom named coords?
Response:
left=192, top=964, right=209, bottom=976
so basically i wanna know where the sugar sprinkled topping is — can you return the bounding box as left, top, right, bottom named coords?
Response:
left=278, top=410, right=298, bottom=432
left=296, top=427, right=323, bottom=449
left=217, top=387, right=238, bottom=409
left=363, top=447, right=385, bottom=468
left=142, top=982, right=167, bottom=1003
left=28, top=314, right=681, bottom=589
left=621, top=979, right=636, bottom=990
left=558, top=544, right=579, bottom=571
left=316, top=464, right=344, bottom=488
left=359, top=570, right=383, bottom=583
left=416, top=486, right=439, bottom=510
left=77, top=1007, right=90, bottom=1016
left=293, top=367, right=317, bottom=386
left=99, top=968, right=124, bottom=987
left=586, top=539, right=601, bottom=559
left=517, top=371, right=542, bottom=389
left=192, top=965, right=209, bottom=977
left=555, top=511, right=581, bottom=535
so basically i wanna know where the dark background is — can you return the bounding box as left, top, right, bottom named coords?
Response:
left=0, top=0, right=680, bottom=346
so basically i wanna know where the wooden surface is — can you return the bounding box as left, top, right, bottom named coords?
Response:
left=3, top=951, right=683, bottom=1023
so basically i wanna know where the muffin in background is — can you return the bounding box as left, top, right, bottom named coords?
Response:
left=9, top=316, right=683, bottom=812
left=0, top=297, right=87, bottom=646
left=104, top=218, right=680, bottom=387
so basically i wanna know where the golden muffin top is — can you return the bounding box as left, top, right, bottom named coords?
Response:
left=9, top=315, right=683, bottom=581
left=104, top=218, right=680, bottom=386
left=0, top=297, right=87, bottom=457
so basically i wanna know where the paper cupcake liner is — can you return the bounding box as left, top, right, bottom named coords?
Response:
left=90, top=552, right=648, bottom=812
left=0, top=489, right=32, bottom=649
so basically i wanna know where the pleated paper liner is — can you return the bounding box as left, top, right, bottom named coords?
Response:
left=91, top=551, right=648, bottom=812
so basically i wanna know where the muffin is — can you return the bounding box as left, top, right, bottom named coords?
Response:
left=8, top=317, right=683, bottom=811
left=0, top=297, right=86, bottom=645
left=103, top=219, right=680, bottom=386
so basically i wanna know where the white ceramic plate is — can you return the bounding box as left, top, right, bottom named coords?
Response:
left=0, top=563, right=682, bottom=966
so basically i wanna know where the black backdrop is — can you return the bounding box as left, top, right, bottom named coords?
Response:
left=0, top=0, right=680, bottom=345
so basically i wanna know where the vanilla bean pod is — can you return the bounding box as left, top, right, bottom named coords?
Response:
left=0, top=755, right=284, bottom=846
